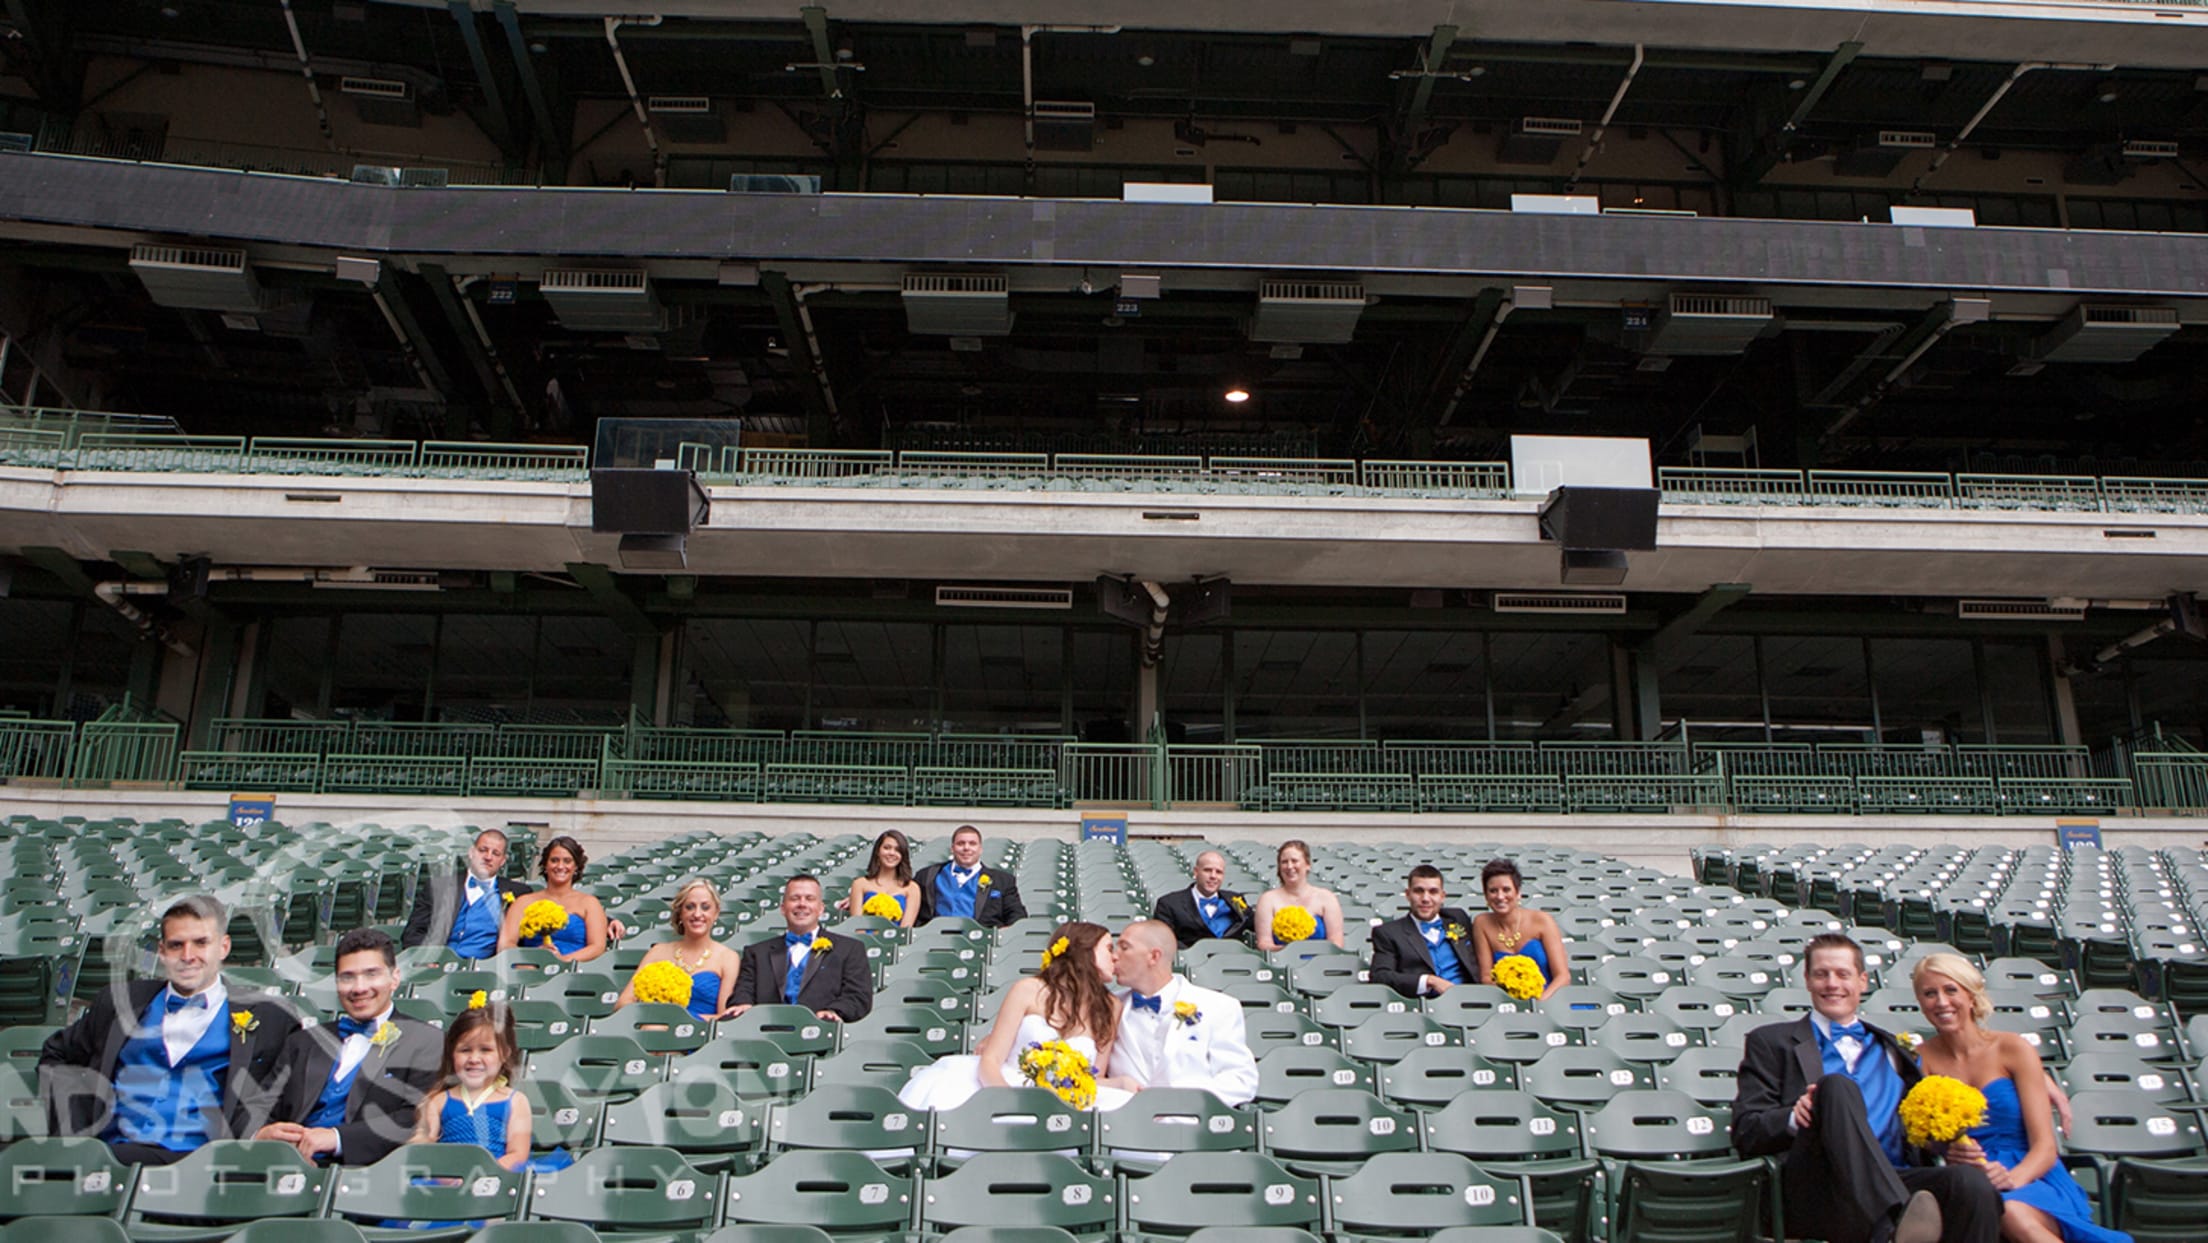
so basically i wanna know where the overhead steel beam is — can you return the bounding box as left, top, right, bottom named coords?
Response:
left=1737, top=41, right=1860, bottom=187
left=3, top=0, right=81, bottom=114
left=420, top=261, right=521, bottom=437
left=565, top=561, right=659, bottom=636
left=1392, top=24, right=1458, bottom=174
left=495, top=0, right=565, bottom=166
left=449, top=0, right=519, bottom=158
left=1651, top=582, right=1753, bottom=655
left=801, top=5, right=842, bottom=101
left=762, top=271, right=838, bottom=446
left=23, top=546, right=93, bottom=596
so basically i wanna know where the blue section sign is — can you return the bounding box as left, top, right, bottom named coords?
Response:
left=228, top=794, right=274, bottom=829
left=2057, top=821, right=2103, bottom=851
left=1080, top=813, right=1128, bottom=845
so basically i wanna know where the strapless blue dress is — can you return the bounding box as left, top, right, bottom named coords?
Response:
left=1501, top=937, right=1551, bottom=977
left=548, top=913, right=587, bottom=955
left=1968, top=1077, right=2130, bottom=1242
left=686, top=970, right=722, bottom=1020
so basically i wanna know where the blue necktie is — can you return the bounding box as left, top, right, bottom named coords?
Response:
left=1828, top=1021, right=1868, bottom=1043
left=166, top=993, right=209, bottom=1015
left=1130, top=993, right=1162, bottom=1013
left=784, top=933, right=812, bottom=1004
left=336, top=1015, right=375, bottom=1039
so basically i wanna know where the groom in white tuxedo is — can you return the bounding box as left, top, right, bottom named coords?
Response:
left=1105, top=920, right=1259, bottom=1106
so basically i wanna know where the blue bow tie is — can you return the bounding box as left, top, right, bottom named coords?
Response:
left=1828, top=1021, right=1868, bottom=1043
left=785, top=931, right=814, bottom=947
left=165, top=993, right=209, bottom=1015
left=1417, top=919, right=1444, bottom=934
left=336, top=1015, right=377, bottom=1040
left=1129, top=993, right=1162, bottom=1013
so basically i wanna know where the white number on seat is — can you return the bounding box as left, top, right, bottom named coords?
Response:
left=624, top=1059, right=647, bottom=1075
left=2147, top=1117, right=2178, bottom=1137
left=471, top=1177, right=502, bottom=1197
left=1208, top=1116, right=1236, bottom=1133
left=1047, top=1115, right=1073, bottom=1133
left=1608, top=1070, right=1635, bottom=1086
left=883, top=1113, right=910, bottom=1132
left=1465, top=1185, right=1495, bottom=1206
left=1665, top=1033, right=1688, bottom=1047
left=1370, top=1118, right=1396, bottom=1136
left=1686, top=1117, right=1714, bottom=1135
left=719, top=1110, right=743, bottom=1127
left=1424, top=1032, right=1447, bottom=1046
left=555, top=1108, right=580, bottom=1126
left=1529, top=1118, right=1556, bottom=1136
left=1386, top=1002, right=1406, bottom=1014
left=1331, top=1070, right=1356, bottom=1085
left=860, top=1184, right=889, bottom=1205
left=1302, top=1032, right=1324, bottom=1045
left=1264, top=1184, right=1296, bottom=1206
left=1545, top=1032, right=1567, bottom=1046
left=275, top=1174, right=305, bottom=1197
left=1063, top=1185, right=1091, bottom=1205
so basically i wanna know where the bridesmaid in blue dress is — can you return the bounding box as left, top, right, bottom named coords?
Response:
left=496, top=835, right=610, bottom=964
left=841, top=828, right=922, bottom=929
left=1912, top=952, right=2132, bottom=1243
left=1472, top=858, right=1572, bottom=999
left=1253, top=839, right=1347, bottom=951
left=614, top=878, right=740, bottom=1021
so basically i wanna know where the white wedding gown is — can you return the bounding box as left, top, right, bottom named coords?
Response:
left=897, top=1013, right=1134, bottom=1112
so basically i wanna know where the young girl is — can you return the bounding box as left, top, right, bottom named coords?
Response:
left=411, top=1001, right=532, bottom=1170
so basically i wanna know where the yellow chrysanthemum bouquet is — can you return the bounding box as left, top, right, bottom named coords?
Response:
left=517, top=899, right=570, bottom=946
left=1899, top=1074, right=1988, bottom=1148
left=1018, top=1038, right=1097, bottom=1109
left=1493, top=954, right=1547, bottom=1002
left=1271, top=906, right=1317, bottom=943
left=860, top=892, right=905, bottom=920
left=631, top=960, right=695, bottom=1007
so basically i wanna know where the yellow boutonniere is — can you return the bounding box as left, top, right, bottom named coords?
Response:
left=810, top=936, right=832, bottom=955
left=977, top=874, right=992, bottom=889
left=1228, top=895, right=1247, bottom=912
left=501, top=891, right=513, bottom=906
left=371, top=1021, right=401, bottom=1055
left=1173, top=1000, right=1202, bottom=1027
left=1897, top=1031, right=1923, bottom=1053
left=230, top=1010, right=258, bottom=1038
left=467, top=990, right=489, bottom=1010
left=1445, top=924, right=1467, bottom=942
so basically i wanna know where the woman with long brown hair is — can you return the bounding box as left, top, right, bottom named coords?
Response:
left=897, top=920, right=1131, bottom=1111
left=838, top=828, right=922, bottom=928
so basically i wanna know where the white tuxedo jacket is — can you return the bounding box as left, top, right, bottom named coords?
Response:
left=1106, top=974, right=1259, bottom=1106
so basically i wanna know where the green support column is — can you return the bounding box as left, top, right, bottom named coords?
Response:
left=185, top=620, right=239, bottom=751
left=631, top=633, right=659, bottom=724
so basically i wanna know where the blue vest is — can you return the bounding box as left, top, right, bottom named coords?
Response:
left=1821, top=1022, right=1906, bottom=1166
left=1419, top=922, right=1469, bottom=985
left=106, top=993, right=230, bottom=1151
left=1197, top=893, right=1234, bottom=937
left=933, top=869, right=979, bottom=919
left=306, top=1040, right=368, bottom=1129
left=449, top=882, right=502, bottom=958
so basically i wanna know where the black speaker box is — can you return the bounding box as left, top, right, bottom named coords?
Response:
left=591, top=468, right=707, bottom=535
left=1538, top=486, right=1660, bottom=551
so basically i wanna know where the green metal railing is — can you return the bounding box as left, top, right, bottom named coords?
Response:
left=0, top=716, right=74, bottom=783
left=73, top=701, right=178, bottom=787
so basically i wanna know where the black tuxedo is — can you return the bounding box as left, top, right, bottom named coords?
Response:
left=243, top=1014, right=442, bottom=1166
left=730, top=929, right=873, bottom=1021
left=1152, top=886, right=1253, bottom=949
left=1368, top=908, right=1479, bottom=998
left=1733, top=1016, right=1999, bottom=1243
left=400, top=861, right=529, bottom=949
left=911, top=861, right=1027, bottom=928
left=38, top=978, right=297, bottom=1156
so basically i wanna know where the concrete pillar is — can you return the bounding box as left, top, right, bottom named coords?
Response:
left=1135, top=634, right=1160, bottom=741
left=2047, top=635, right=2084, bottom=748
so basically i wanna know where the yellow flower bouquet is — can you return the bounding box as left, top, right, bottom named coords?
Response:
left=517, top=899, right=570, bottom=946
left=860, top=892, right=905, bottom=920
left=1018, top=1039, right=1097, bottom=1109
left=1493, top=954, right=1546, bottom=1002
left=631, top=960, right=695, bottom=1007
left=1272, top=905, right=1317, bottom=943
left=1899, top=1074, right=1988, bottom=1147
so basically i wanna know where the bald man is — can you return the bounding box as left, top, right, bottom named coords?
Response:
left=1150, top=850, right=1254, bottom=949
left=1105, top=920, right=1259, bottom=1106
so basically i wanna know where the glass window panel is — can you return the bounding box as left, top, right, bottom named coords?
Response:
left=1361, top=630, right=1485, bottom=740
left=941, top=624, right=1067, bottom=734
left=330, top=614, right=435, bottom=721
left=680, top=618, right=808, bottom=730
left=811, top=620, right=933, bottom=731
left=532, top=616, right=634, bottom=724
left=1230, top=630, right=1358, bottom=740
left=2128, top=651, right=2208, bottom=749
left=1489, top=632, right=1612, bottom=740
left=2066, top=660, right=2136, bottom=751
left=1071, top=630, right=1134, bottom=742
left=1758, top=635, right=1874, bottom=742
left=261, top=615, right=333, bottom=719
left=1871, top=637, right=1981, bottom=744
left=434, top=615, right=536, bottom=721
left=1660, top=635, right=1765, bottom=741
left=1981, top=641, right=2053, bottom=744
left=1162, top=632, right=1225, bottom=743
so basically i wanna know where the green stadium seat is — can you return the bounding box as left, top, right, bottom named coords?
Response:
left=764, top=1084, right=920, bottom=1162
left=1338, top=1010, right=1459, bottom=1064
left=325, top=1142, right=523, bottom=1241
left=599, top=1080, right=763, bottom=1173
left=2060, top=1052, right=2192, bottom=1105
left=0, top=1218, right=131, bottom=1243
left=720, top=1150, right=914, bottom=1242
left=916, top=1153, right=1114, bottom=1240
left=1254, top=1087, right=1417, bottom=1176
left=1122, top=1153, right=1322, bottom=1239
left=522, top=975, right=624, bottom=1024
left=589, top=1004, right=713, bottom=1057
left=527, top=1034, right=664, bottom=1102
left=1423, top=1230, right=1567, bottom=1243
left=1253, top=1046, right=1373, bottom=1103
left=1465, top=1012, right=1575, bottom=1065
left=523, top=1146, right=720, bottom=1241
left=1655, top=1046, right=1744, bottom=1107
left=667, top=1036, right=811, bottom=1099
left=124, top=1140, right=330, bottom=1242
left=838, top=1005, right=964, bottom=1059
left=927, top=1086, right=1095, bottom=1166
left=701, top=1228, right=836, bottom=1243
left=1420, top=1092, right=1601, bottom=1243
left=1095, top=1086, right=1257, bottom=1170
left=1325, top=1153, right=1530, bottom=1240
left=0, top=1137, right=132, bottom=1222
left=719, top=1005, right=839, bottom=1059
left=1243, top=1009, right=1329, bottom=1059
left=1309, top=983, right=1403, bottom=1029
left=1423, top=985, right=1521, bottom=1032
left=517, top=1079, right=603, bottom=1153
left=2107, top=1155, right=2208, bottom=1243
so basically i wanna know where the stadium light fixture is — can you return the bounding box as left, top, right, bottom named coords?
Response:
left=1223, top=386, right=1251, bottom=403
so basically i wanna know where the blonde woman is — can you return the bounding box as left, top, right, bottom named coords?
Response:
left=1251, top=840, right=1347, bottom=952
left=612, top=879, right=740, bottom=1021
left=1911, top=953, right=2128, bottom=1243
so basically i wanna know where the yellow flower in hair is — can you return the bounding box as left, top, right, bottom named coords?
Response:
left=1493, top=954, right=1546, bottom=1002
left=860, top=892, right=905, bottom=920
left=1899, top=1074, right=1989, bottom=1147
left=467, top=990, right=488, bottom=1010
left=1271, top=905, right=1317, bottom=943
left=631, top=960, right=694, bottom=1007
left=1039, top=936, right=1071, bottom=969
left=810, top=936, right=832, bottom=955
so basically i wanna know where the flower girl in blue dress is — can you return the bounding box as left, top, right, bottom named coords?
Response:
left=410, top=1000, right=532, bottom=1170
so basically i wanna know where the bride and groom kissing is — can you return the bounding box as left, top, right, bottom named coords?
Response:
left=898, top=919, right=1260, bottom=1112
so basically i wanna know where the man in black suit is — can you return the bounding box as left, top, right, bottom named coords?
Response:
left=1151, top=849, right=1253, bottom=949
left=912, top=825, right=1026, bottom=928
left=1733, top=933, right=1998, bottom=1243
left=400, top=828, right=529, bottom=958
left=39, top=895, right=298, bottom=1166
left=726, top=875, right=873, bottom=1022
left=246, top=928, right=441, bottom=1165
left=1368, top=865, right=1479, bottom=999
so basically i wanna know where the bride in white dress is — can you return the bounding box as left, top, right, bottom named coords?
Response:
left=899, top=920, right=1133, bottom=1112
